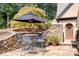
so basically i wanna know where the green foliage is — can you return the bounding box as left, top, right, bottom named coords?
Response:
left=37, top=3, right=57, bottom=20
left=0, top=4, right=15, bottom=14
left=16, top=3, right=57, bottom=20
left=0, top=16, right=6, bottom=29
left=51, top=35, right=59, bottom=43
left=46, top=20, right=52, bottom=29
left=44, top=35, right=59, bottom=46
left=44, top=35, right=53, bottom=46
left=24, top=3, right=38, bottom=8
left=0, top=3, right=57, bottom=29
left=0, top=3, right=19, bottom=28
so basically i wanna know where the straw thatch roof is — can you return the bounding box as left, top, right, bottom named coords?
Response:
left=13, top=7, right=47, bottom=19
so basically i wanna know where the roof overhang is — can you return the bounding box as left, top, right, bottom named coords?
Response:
left=56, top=17, right=77, bottom=22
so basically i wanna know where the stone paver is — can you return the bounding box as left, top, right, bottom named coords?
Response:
left=43, top=45, right=77, bottom=56
left=0, top=45, right=77, bottom=56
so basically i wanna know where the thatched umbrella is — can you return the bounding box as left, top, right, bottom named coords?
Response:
left=13, top=13, right=47, bottom=33
left=14, top=13, right=47, bottom=23
left=14, top=13, right=47, bottom=29
left=12, top=7, right=47, bottom=33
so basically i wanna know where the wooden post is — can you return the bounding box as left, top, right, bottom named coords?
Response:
left=7, top=13, right=9, bottom=28
left=77, top=10, right=79, bottom=30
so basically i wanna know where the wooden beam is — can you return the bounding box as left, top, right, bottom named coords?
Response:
left=77, top=9, right=79, bottom=30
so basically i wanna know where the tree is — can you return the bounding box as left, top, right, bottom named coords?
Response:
left=0, top=4, right=14, bottom=28
left=0, top=3, right=19, bottom=28
left=14, top=3, right=57, bottom=20
left=37, top=3, right=57, bottom=20
left=0, top=14, right=6, bottom=29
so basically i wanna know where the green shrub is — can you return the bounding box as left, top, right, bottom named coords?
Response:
left=46, top=20, right=52, bottom=29
left=44, top=35, right=52, bottom=46
left=0, top=17, right=6, bottom=29
left=51, top=35, right=59, bottom=44
left=44, top=35, right=59, bottom=46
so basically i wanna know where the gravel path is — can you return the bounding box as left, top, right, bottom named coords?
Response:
left=0, top=45, right=77, bottom=56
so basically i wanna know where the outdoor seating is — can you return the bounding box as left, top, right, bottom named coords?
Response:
left=32, top=30, right=48, bottom=55
left=21, top=34, right=34, bottom=50
left=36, top=31, right=47, bottom=47
left=15, top=30, right=48, bottom=56
left=16, top=33, right=39, bottom=55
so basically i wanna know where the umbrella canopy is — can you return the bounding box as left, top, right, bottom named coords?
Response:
left=14, top=13, right=47, bottom=23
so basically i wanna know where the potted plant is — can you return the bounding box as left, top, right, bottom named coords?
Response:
left=51, top=35, right=59, bottom=46
left=44, top=35, right=59, bottom=46
left=44, top=35, right=53, bottom=47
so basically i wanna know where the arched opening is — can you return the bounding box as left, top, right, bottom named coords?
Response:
left=65, top=23, right=73, bottom=39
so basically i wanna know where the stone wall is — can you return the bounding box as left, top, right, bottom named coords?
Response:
left=0, top=35, right=20, bottom=54
left=53, top=24, right=63, bottom=42
left=47, top=24, right=63, bottom=43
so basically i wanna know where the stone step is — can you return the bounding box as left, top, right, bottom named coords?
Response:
left=60, top=41, right=72, bottom=45
left=60, top=40, right=77, bottom=45
left=74, top=53, right=79, bottom=56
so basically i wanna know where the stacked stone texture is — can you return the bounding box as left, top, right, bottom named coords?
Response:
left=0, top=35, right=20, bottom=54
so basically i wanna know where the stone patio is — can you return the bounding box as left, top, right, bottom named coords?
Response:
left=0, top=29, right=78, bottom=56
left=0, top=45, right=77, bottom=56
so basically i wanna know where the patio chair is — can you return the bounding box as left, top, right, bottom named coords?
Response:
left=36, top=31, right=48, bottom=46
left=21, top=34, right=33, bottom=50
left=16, top=33, right=32, bottom=49
left=21, top=34, right=39, bottom=55
left=35, top=30, right=48, bottom=54
left=15, top=33, right=23, bottom=48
